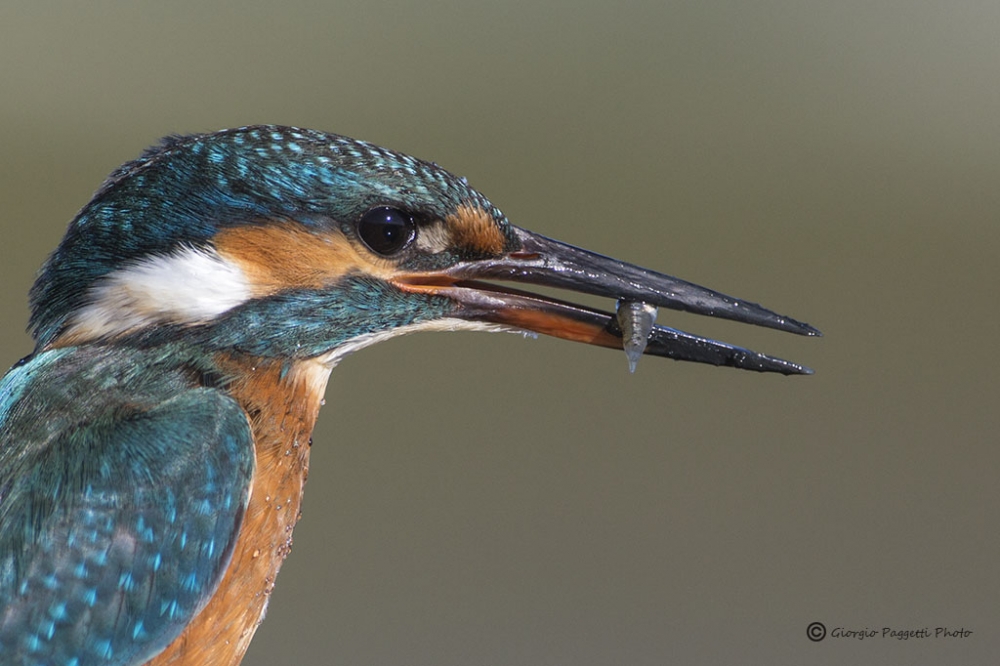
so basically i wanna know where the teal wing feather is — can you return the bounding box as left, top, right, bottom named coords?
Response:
left=0, top=347, right=255, bottom=665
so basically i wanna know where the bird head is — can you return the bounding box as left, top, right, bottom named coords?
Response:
left=29, top=125, right=817, bottom=372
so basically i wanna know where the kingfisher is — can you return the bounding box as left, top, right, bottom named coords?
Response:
left=0, top=125, right=818, bottom=665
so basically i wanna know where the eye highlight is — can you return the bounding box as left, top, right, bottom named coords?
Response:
left=357, top=206, right=416, bottom=256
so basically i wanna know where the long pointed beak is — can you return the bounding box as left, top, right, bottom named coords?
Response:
left=395, top=226, right=820, bottom=375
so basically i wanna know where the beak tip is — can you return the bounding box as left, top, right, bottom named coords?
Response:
left=802, top=324, right=823, bottom=337
left=781, top=317, right=822, bottom=337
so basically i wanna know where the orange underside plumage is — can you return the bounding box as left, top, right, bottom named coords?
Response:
left=146, top=356, right=331, bottom=665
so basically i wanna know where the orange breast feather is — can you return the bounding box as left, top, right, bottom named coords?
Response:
left=147, top=356, right=330, bottom=665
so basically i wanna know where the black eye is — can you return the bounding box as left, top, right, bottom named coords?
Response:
left=357, top=206, right=416, bottom=255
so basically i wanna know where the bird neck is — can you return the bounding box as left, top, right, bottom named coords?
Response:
left=147, top=352, right=332, bottom=665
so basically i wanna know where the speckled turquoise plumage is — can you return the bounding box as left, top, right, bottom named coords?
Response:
left=30, top=127, right=506, bottom=348
left=0, top=346, right=253, bottom=664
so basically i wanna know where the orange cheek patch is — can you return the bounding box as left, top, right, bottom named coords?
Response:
left=444, top=204, right=508, bottom=256
left=214, top=222, right=397, bottom=296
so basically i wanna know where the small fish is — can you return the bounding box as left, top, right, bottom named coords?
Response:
left=616, top=299, right=658, bottom=373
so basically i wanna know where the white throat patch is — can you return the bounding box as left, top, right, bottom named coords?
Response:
left=62, top=247, right=252, bottom=343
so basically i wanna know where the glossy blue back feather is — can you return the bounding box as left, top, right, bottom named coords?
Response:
left=0, top=347, right=254, bottom=665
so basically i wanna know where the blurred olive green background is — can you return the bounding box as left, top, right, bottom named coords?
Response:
left=2, top=2, right=998, bottom=664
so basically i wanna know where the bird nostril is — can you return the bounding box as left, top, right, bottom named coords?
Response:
left=508, top=251, right=540, bottom=260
